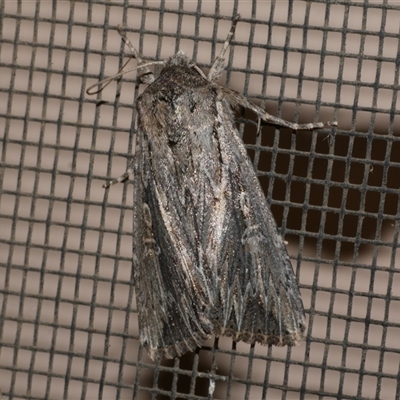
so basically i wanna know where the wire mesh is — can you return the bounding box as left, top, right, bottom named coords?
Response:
left=1, top=1, right=399, bottom=399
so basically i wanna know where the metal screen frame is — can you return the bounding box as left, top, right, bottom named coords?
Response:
left=1, top=1, right=399, bottom=399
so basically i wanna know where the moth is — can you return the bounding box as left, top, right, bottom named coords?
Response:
left=88, top=15, right=325, bottom=360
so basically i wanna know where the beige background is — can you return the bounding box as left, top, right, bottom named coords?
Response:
left=1, top=1, right=399, bottom=399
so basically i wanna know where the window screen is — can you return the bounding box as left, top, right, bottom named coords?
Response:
left=1, top=1, right=399, bottom=399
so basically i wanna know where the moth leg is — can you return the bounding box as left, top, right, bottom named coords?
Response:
left=116, top=25, right=155, bottom=84
left=245, top=97, right=325, bottom=130
left=208, top=14, right=240, bottom=82
left=209, top=18, right=329, bottom=130
left=103, top=163, right=134, bottom=189
left=256, top=116, right=262, bottom=136
left=226, top=90, right=327, bottom=131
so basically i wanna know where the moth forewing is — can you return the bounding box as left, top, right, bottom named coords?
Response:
left=90, top=15, right=326, bottom=360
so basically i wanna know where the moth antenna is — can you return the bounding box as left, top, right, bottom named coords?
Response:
left=208, top=14, right=240, bottom=82
left=86, top=60, right=164, bottom=95
left=116, top=25, right=155, bottom=84
left=116, top=25, right=145, bottom=64
left=86, top=24, right=166, bottom=95
left=85, top=58, right=132, bottom=95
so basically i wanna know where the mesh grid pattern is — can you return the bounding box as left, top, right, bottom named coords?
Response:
left=1, top=1, right=399, bottom=399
